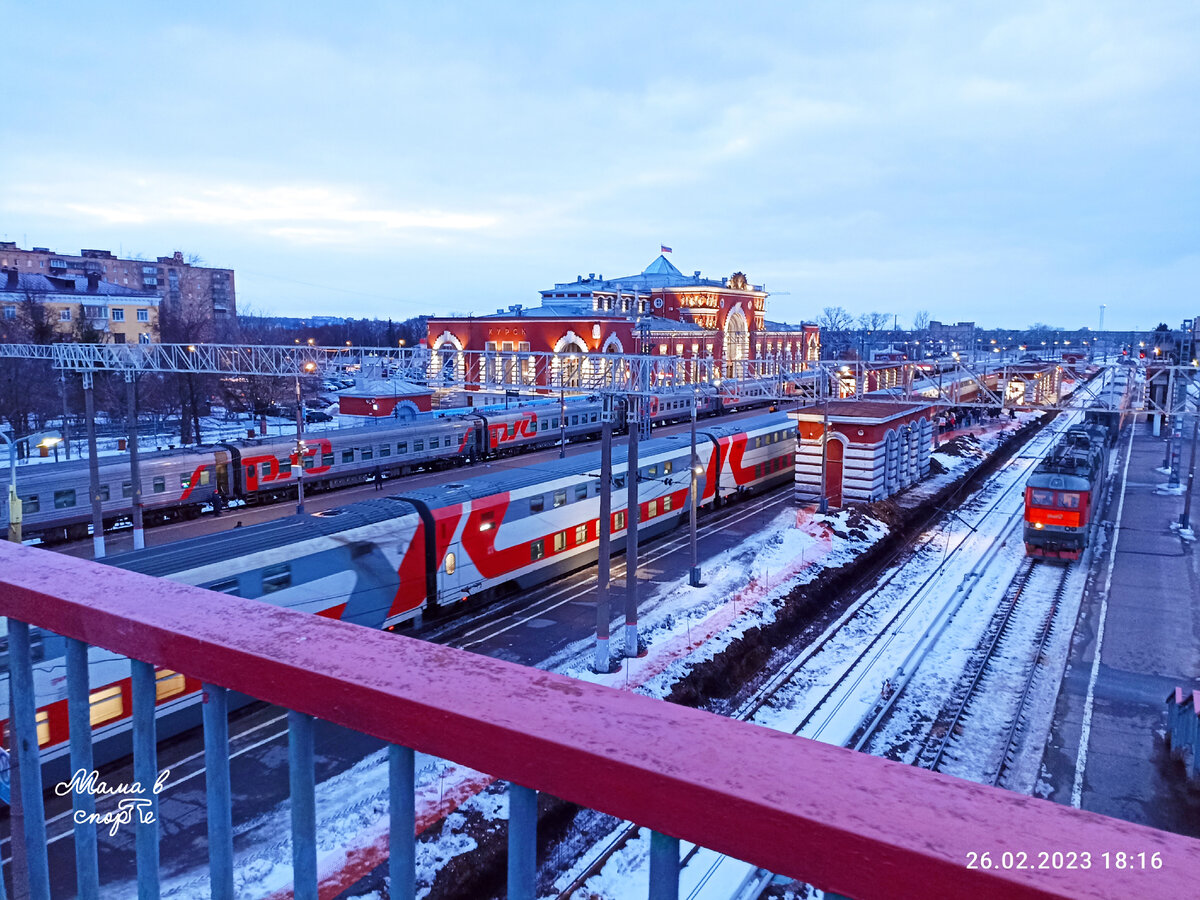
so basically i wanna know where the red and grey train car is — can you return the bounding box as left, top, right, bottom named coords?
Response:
left=1023, top=369, right=1134, bottom=560
left=2, top=413, right=795, bottom=781
left=13, top=389, right=758, bottom=544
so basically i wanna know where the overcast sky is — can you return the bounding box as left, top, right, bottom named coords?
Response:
left=3, top=2, right=1197, bottom=331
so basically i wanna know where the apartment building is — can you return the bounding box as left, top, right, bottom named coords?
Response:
left=0, top=242, right=235, bottom=328
left=0, top=268, right=160, bottom=343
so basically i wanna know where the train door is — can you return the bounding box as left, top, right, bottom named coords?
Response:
left=824, top=436, right=844, bottom=508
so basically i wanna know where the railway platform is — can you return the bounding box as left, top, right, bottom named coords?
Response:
left=1040, top=417, right=1200, bottom=835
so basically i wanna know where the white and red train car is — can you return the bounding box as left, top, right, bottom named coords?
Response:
left=2, top=414, right=796, bottom=782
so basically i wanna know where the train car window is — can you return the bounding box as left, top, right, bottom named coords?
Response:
left=323, top=453, right=334, bottom=467
left=122, top=481, right=133, bottom=498
left=664, top=461, right=673, bottom=475
left=1059, top=492, right=1081, bottom=509
left=262, top=563, right=292, bottom=594
left=397, top=442, right=407, bottom=454
left=592, top=480, right=601, bottom=495
left=24, top=494, right=39, bottom=513
left=553, top=417, right=560, bottom=428
left=444, top=552, right=456, bottom=575
left=302, top=455, right=315, bottom=470
left=589, top=413, right=598, bottom=423
left=414, top=440, right=424, bottom=452
left=155, top=669, right=186, bottom=701
left=278, top=457, right=290, bottom=471
left=553, top=490, right=567, bottom=508
left=615, top=511, right=626, bottom=530
left=200, top=470, right=211, bottom=485
left=342, top=450, right=355, bottom=464
left=531, top=539, right=545, bottom=561
left=36, top=710, right=49, bottom=747
left=362, top=447, right=374, bottom=461
left=99, top=485, right=110, bottom=501
left=429, top=438, right=439, bottom=449
left=554, top=531, right=567, bottom=552
left=206, top=578, right=241, bottom=596
left=574, top=484, right=587, bottom=501
left=154, top=476, right=167, bottom=493
left=1030, top=489, right=1055, bottom=507
left=571, top=415, right=579, bottom=426
left=89, top=686, right=124, bottom=726
left=530, top=495, right=544, bottom=513
left=380, top=445, right=391, bottom=457
left=615, top=475, right=626, bottom=489
left=540, top=420, right=549, bottom=431
left=663, top=495, right=672, bottom=512
left=648, top=500, right=658, bottom=518
left=648, top=465, right=658, bottom=477
left=575, top=523, right=587, bottom=543
left=54, top=489, right=77, bottom=509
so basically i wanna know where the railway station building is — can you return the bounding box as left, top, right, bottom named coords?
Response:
left=425, top=255, right=820, bottom=390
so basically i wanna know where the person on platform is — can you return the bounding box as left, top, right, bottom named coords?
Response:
left=373, top=466, right=384, bottom=490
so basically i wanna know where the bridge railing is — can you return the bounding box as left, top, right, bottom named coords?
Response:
left=0, top=541, right=1196, bottom=900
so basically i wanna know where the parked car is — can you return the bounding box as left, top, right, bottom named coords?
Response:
left=305, top=410, right=335, bottom=424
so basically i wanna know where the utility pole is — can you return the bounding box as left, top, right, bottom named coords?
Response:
left=625, top=392, right=641, bottom=657
left=83, top=372, right=105, bottom=559
left=126, top=373, right=145, bottom=549
left=818, top=370, right=830, bottom=514
left=689, top=386, right=701, bottom=586
left=295, top=375, right=306, bottom=514
left=594, top=395, right=614, bottom=672
left=559, top=388, right=566, bottom=459
left=1180, top=402, right=1198, bottom=530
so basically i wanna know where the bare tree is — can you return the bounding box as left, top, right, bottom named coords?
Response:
left=912, top=310, right=930, bottom=333
left=819, top=306, right=854, bottom=332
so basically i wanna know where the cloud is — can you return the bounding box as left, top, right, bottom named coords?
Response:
left=3, top=174, right=498, bottom=245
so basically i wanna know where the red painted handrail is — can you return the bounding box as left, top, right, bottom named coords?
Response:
left=1, top=542, right=1196, bottom=900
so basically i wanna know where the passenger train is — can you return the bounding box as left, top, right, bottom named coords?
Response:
left=1023, top=370, right=1134, bottom=561
left=1, top=413, right=797, bottom=781
left=13, top=387, right=776, bottom=544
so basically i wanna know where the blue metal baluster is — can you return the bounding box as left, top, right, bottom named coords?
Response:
left=389, top=744, right=415, bottom=900
left=66, top=638, right=100, bottom=900
left=130, top=659, right=160, bottom=900
left=202, top=684, right=234, bottom=900
left=7, top=620, right=49, bottom=900
left=507, top=783, right=537, bottom=900
left=288, top=711, right=317, bottom=900
left=648, top=830, right=679, bottom=900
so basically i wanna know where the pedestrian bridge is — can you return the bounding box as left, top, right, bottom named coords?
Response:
left=0, top=541, right=1195, bottom=900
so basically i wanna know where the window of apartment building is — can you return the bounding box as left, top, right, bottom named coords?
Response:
left=3, top=306, right=14, bottom=319
left=113, top=334, right=126, bottom=344
left=112, top=308, right=125, bottom=321
left=59, top=309, right=71, bottom=322
left=138, top=333, right=151, bottom=344
left=137, top=308, right=149, bottom=321
left=142, top=265, right=156, bottom=274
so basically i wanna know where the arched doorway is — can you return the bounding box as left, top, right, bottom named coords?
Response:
left=824, top=435, right=845, bottom=508
left=429, top=331, right=465, bottom=386
left=723, top=306, right=749, bottom=377
left=553, top=332, right=589, bottom=388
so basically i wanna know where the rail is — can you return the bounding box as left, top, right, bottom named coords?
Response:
left=0, top=542, right=1197, bottom=899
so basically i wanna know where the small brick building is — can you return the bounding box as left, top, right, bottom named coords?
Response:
left=337, top=380, right=433, bottom=419
left=791, top=401, right=934, bottom=507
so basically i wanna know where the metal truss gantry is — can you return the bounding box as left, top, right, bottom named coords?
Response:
left=0, top=342, right=1196, bottom=415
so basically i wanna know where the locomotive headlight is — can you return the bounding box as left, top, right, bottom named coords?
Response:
left=1034, top=522, right=1044, bottom=529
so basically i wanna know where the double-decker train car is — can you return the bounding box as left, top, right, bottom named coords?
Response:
left=2, top=414, right=796, bottom=780
left=12, top=387, right=774, bottom=545
left=1023, top=369, right=1134, bottom=560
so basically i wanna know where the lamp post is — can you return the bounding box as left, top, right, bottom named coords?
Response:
left=295, top=361, right=317, bottom=513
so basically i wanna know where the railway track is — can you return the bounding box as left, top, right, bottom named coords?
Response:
left=911, top=559, right=1071, bottom=786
